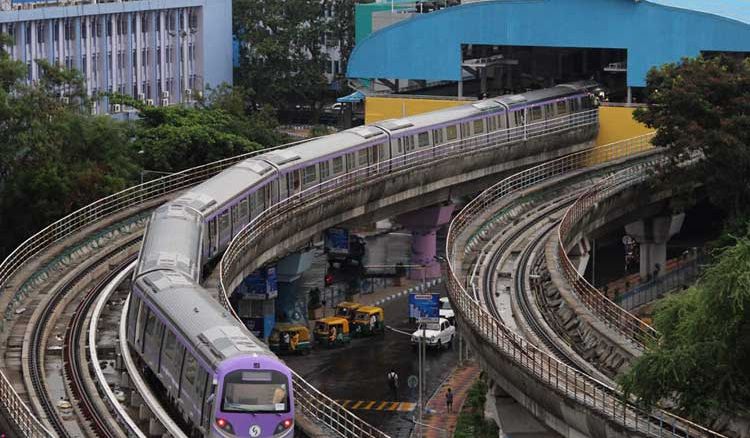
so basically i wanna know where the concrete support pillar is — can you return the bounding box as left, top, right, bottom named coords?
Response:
left=149, top=418, right=166, bottom=435
left=275, top=250, right=315, bottom=324
left=396, top=204, right=455, bottom=280
left=627, top=86, right=632, bottom=105
left=457, top=78, right=463, bottom=98
left=625, top=213, right=685, bottom=281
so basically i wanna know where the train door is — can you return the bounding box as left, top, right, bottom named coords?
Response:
left=134, top=302, right=148, bottom=354
left=202, top=378, right=215, bottom=433
left=127, top=295, right=140, bottom=342
left=230, top=204, right=240, bottom=236
left=268, top=178, right=280, bottom=206
left=459, top=122, right=471, bottom=149
left=286, top=169, right=301, bottom=197
left=238, top=198, right=249, bottom=228
left=369, top=145, right=380, bottom=174
left=208, top=217, right=218, bottom=257
left=143, top=310, right=164, bottom=368
left=197, top=369, right=210, bottom=433
left=179, top=354, right=200, bottom=422
left=218, top=210, right=231, bottom=248
left=345, top=152, right=356, bottom=172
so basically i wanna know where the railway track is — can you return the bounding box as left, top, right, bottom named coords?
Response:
left=26, top=238, right=141, bottom=437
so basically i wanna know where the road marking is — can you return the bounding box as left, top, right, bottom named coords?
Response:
left=335, top=400, right=416, bottom=412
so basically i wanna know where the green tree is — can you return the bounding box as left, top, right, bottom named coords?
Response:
left=620, top=227, right=750, bottom=420
left=634, top=55, right=750, bottom=220
left=329, top=0, right=355, bottom=81
left=0, top=53, right=136, bottom=256
left=117, top=93, right=265, bottom=173
left=233, top=0, right=329, bottom=114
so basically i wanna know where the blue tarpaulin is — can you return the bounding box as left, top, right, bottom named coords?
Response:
left=336, top=90, right=365, bottom=103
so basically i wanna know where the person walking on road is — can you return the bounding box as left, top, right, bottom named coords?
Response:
left=387, top=369, right=399, bottom=401
left=446, top=387, right=454, bottom=413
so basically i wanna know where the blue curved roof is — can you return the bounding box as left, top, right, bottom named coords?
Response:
left=348, top=0, right=750, bottom=87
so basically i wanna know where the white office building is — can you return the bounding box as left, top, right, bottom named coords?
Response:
left=0, top=0, right=232, bottom=113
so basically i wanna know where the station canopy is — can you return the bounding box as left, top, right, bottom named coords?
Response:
left=347, top=0, right=750, bottom=88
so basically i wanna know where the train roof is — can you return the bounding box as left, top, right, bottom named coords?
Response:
left=174, top=159, right=272, bottom=215
left=135, top=270, right=273, bottom=368
left=136, top=204, right=203, bottom=281
left=281, top=128, right=387, bottom=164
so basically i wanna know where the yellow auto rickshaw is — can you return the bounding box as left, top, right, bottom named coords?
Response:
left=335, top=301, right=361, bottom=322
left=269, top=323, right=312, bottom=355
left=314, top=316, right=351, bottom=348
left=352, top=306, right=385, bottom=337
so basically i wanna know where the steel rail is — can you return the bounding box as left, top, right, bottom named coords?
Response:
left=444, top=133, right=725, bottom=438
left=64, top=254, right=139, bottom=438
left=89, top=260, right=148, bottom=438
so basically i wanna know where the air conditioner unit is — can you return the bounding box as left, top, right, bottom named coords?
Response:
left=138, top=92, right=145, bottom=101
left=146, top=98, right=154, bottom=105
left=162, top=90, right=169, bottom=99
left=161, top=98, right=169, bottom=106
left=112, top=103, right=121, bottom=113
left=184, top=88, right=192, bottom=96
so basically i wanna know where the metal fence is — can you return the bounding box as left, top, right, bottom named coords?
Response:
left=616, top=256, right=704, bottom=311
left=445, top=133, right=725, bottom=438
left=556, top=145, right=661, bottom=350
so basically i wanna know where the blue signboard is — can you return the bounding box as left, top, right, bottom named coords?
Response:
left=240, top=267, right=278, bottom=299
left=408, top=293, right=440, bottom=321
left=324, top=227, right=350, bottom=255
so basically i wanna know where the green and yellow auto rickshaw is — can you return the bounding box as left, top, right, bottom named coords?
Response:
left=314, top=316, right=351, bottom=348
left=269, top=323, right=312, bottom=355
left=335, top=301, right=361, bottom=322
left=352, top=306, right=385, bottom=337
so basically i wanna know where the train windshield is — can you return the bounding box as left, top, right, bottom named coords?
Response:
left=221, top=370, right=290, bottom=413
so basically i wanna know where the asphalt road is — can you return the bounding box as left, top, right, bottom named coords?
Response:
left=286, top=291, right=458, bottom=438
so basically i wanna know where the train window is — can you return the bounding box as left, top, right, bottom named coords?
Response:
left=303, top=165, right=317, bottom=185
left=496, top=115, right=505, bottom=129
left=378, top=144, right=387, bottom=159
left=557, top=100, right=567, bottom=114
left=346, top=152, right=356, bottom=170
left=418, top=132, right=430, bottom=147
left=135, top=300, right=146, bottom=349
left=332, top=157, right=343, bottom=174
left=571, top=98, right=580, bottom=112
left=319, top=161, right=330, bottom=179
left=183, top=354, right=198, bottom=386
left=250, top=191, right=263, bottom=219
left=446, top=125, right=457, bottom=141
left=208, top=218, right=217, bottom=252
left=473, top=119, right=484, bottom=134
left=358, top=150, right=368, bottom=166
left=514, top=111, right=524, bottom=125
left=530, top=106, right=543, bottom=121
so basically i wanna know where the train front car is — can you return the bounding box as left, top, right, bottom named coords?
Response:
left=212, top=356, right=295, bottom=438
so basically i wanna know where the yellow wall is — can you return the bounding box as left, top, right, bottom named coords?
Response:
left=596, top=106, right=652, bottom=146
left=365, top=96, right=467, bottom=124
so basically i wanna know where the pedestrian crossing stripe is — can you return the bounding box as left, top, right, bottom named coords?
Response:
left=336, top=400, right=416, bottom=412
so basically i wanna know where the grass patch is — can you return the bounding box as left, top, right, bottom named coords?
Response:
left=453, top=373, right=499, bottom=438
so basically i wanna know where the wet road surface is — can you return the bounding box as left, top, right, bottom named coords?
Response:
left=286, top=290, right=458, bottom=438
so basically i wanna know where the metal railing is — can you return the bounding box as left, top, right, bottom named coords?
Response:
left=616, top=256, right=703, bottom=311
left=444, top=134, right=725, bottom=438
left=556, top=135, right=660, bottom=350
left=219, top=110, right=599, bottom=437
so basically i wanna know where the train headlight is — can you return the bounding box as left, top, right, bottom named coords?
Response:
left=216, top=417, right=235, bottom=434
left=274, top=418, right=294, bottom=434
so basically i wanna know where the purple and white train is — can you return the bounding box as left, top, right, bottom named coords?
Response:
left=129, top=81, right=598, bottom=437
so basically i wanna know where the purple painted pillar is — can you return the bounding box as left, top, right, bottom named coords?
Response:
left=396, top=204, right=455, bottom=280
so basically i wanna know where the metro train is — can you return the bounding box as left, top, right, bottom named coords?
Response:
left=129, top=81, right=598, bottom=438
